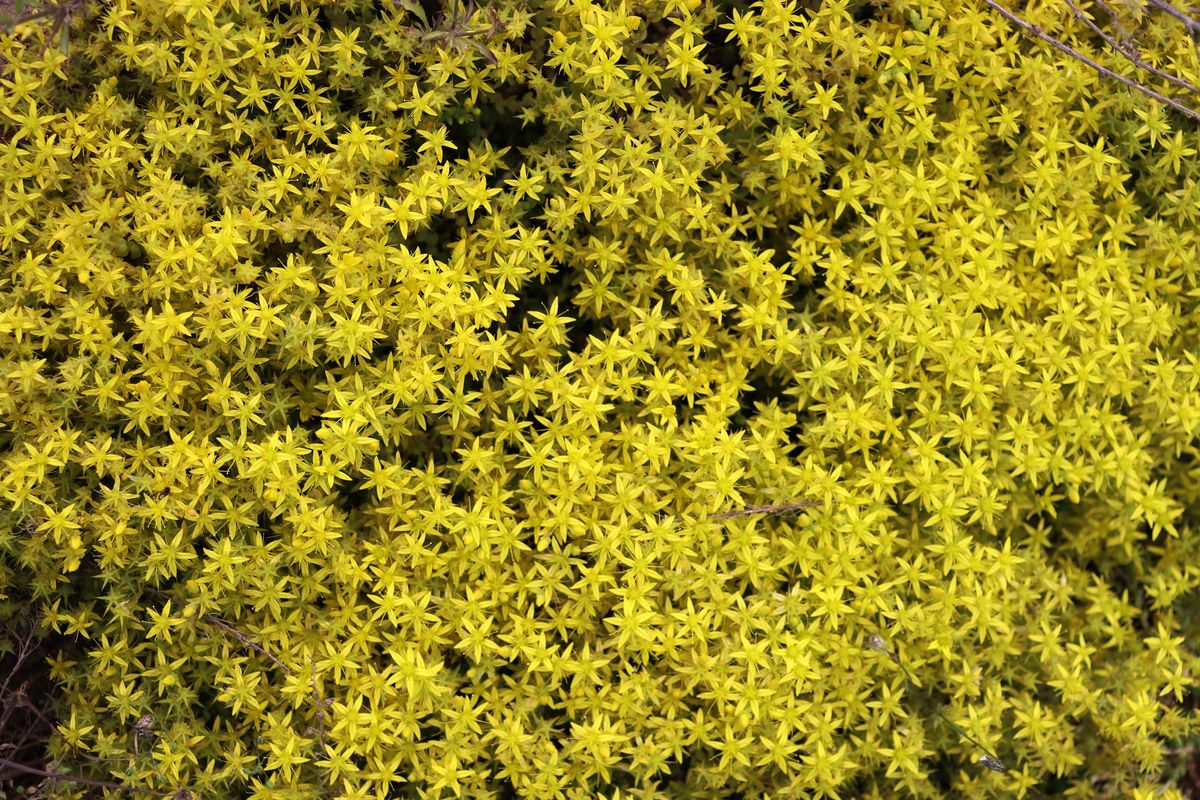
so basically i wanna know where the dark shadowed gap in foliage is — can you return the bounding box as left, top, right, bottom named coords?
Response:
left=1160, top=690, right=1200, bottom=798
left=332, top=482, right=376, bottom=517
left=828, top=205, right=863, bottom=241
left=596, top=767, right=636, bottom=793
left=146, top=575, right=188, bottom=614
left=664, top=394, right=690, bottom=427
left=665, top=753, right=692, bottom=786
left=774, top=564, right=815, bottom=609
left=729, top=371, right=796, bottom=435
left=495, top=91, right=550, bottom=155
left=329, top=87, right=361, bottom=117
left=0, top=567, right=121, bottom=790
left=315, top=1, right=370, bottom=32
left=0, top=607, right=69, bottom=796
left=832, top=766, right=874, bottom=797
left=232, top=282, right=263, bottom=310
left=924, top=753, right=958, bottom=793
left=1184, top=756, right=1200, bottom=800
left=1013, top=498, right=1073, bottom=556
left=282, top=372, right=328, bottom=432
left=94, top=473, right=116, bottom=496
left=641, top=15, right=679, bottom=48
left=782, top=407, right=817, bottom=454
left=101, top=300, right=135, bottom=340
left=371, top=341, right=397, bottom=363
left=255, top=510, right=280, bottom=541
left=172, top=155, right=216, bottom=195
left=257, top=238, right=307, bottom=289
left=395, top=135, right=422, bottom=172
left=533, top=700, right=571, bottom=737
left=510, top=195, right=548, bottom=231
left=699, top=21, right=741, bottom=84
left=404, top=0, right=444, bottom=25
left=442, top=90, right=549, bottom=157
left=535, top=60, right=573, bottom=98
left=1038, top=773, right=1075, bottom=794
left=440, top=649, right=473, bottom=679
left=114, top=68, right=152, bottom=109
left=504, top=268, right=599, bottom=357
left=394, top=407, right=482, bottom=485
left=1107, top=563, right=1159, bottom=636
left=850, top=0, right=884, bottom=23
left=29, top=343, right=61, bottom=366
left=563, top=310, right=597, bottom=357
left=782, top=255, right=828, bottom=312
left=191, top=678, right=225, bottom=726
left=409, top=213, right=467, bottom=265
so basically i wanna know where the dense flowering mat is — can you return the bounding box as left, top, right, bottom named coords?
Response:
left=2, top=0, right=1200, bottom=798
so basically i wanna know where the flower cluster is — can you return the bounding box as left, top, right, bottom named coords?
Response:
left=1, top=0, right=1199, bottom=798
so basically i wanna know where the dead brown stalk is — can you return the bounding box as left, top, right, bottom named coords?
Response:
left=981, top=0, right=1200, bottom=121
left=140, top=586, right=342, bottom=796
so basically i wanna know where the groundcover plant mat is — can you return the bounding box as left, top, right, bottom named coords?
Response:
left=2, top=0, right=1200, bottom=798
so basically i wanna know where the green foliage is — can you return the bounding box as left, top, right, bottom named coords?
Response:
left=1, top=0, right=1199, bottom=798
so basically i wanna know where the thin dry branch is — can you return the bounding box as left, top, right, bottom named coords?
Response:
left=1093, top=0, right=1139, bottom=43
left=0, top=756, right=157, bottom=793
left=0, top=0, right=85, bottom=52
left=200, top=613, right=292, bottom=676
left=1146, top=0, right=1200, bottom=34
left=140, top=586, right=340, bottom=793
left=667, top=496, right=835, bottom=534
left=0, top=611, right=178, bottom=798
left=0, top=612, right=57, bottom=788
left=981, top=0, right=1200, bottom=121
left=400, top=0, right=507, bottom=66
left=1145, top=0, right=1200, bottom=60
left=669, top=498, right=830, bottom=531
left=1065, top=0, right=1200, bottom=94
left=866, top=633, right=1010, bottom=773
left=701, top=499, right=828, bottom=521
left=196, top=611, right=339, bottom=744
left=139, top=586, right=293, bottom=675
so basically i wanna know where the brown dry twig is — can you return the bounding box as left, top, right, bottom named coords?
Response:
left=702, top=499, right=828, bottom=521
left=866, top=633, right=1010, bottom=773
left=140, top=587, right=341, bottom=793
left=670, top=497, right=830, bottom=530
left=399, top=0, right=508, bottom=65
left=131, top=713, right=156, bottom=757
left=1064, top=0, right=1200, bottom=94
left=0, top=611, right=57, bottom=789
left=980, top=0, right=1200, bottom=121
left=140, top=587, right=296, bottom=680
left=0, top=0, right=85, bottom=59
left=1145, top=0, right=1200, bottom=37
left=201, top=614, right=343, bottom=796
left=199, top=611, right=292, bottom=677
left=1093, top=0, right=1140, bottom=45
left=0, top=610, right=176, bottom=796
left=0, top=756, right=166, bottom=794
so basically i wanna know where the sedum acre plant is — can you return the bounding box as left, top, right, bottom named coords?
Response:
left=1, top=0, right=1200, bottom=798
